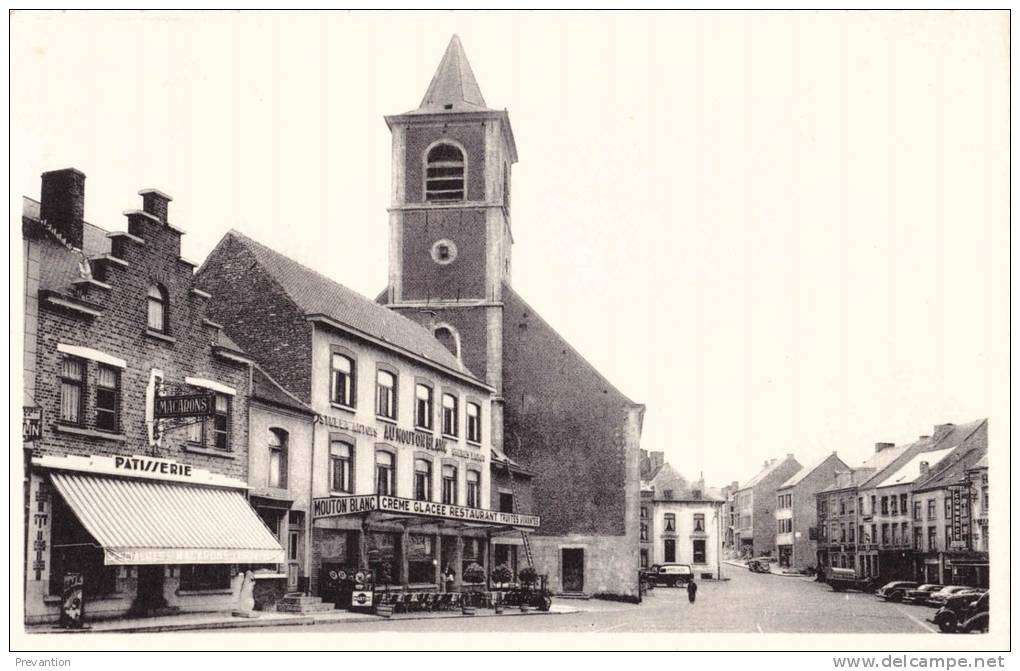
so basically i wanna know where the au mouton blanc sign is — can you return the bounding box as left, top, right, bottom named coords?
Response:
left=312, top=494, right=540, bottom=528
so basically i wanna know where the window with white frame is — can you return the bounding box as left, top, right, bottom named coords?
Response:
left=466, top=470, right=480, bottom=508
left=441, top=393, right=458, bottom=437
left=268, top=428, right=288, bottom=488
left=330, top=440, right=353, bottom=493
left=59, top=357, right=85, bottom=425
left=415, top=383, right=434, bottom=430
left=442, top=464, right=458, bottom=505
left=466, top=402, right=482, bottom=443
left=331, top=353, right=356, bottom=408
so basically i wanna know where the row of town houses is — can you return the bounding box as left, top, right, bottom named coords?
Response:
left=718, top=420, right=989, bottom=587
left=20, top=36, right=645, bottom=625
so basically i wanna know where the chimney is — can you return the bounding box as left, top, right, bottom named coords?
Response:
left=875, top=442, right=895, bottom=453
left=919, top=461, right=930, bottom=477
left=919, top=435, right=931, bottom=440
left=139, top=188, right=172, bottom=223
left=40, top=168, right=86, bottom=249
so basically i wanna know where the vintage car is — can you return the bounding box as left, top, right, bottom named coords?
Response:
left=902, top=584, right=943, bottom=604
left=926, top=585, right=982, bottom=608
left=875, top=581, right=919, bottom=602
left=648, top=563, right=695, bottom=587
left=826, top=567, right=878, bottom=592
left=747, top=557, right=773, bottom=573
left=931, top=591, right=989, bottom=633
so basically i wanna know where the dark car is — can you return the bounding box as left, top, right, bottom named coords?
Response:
left=926, top=585, right=981, bottom=608
left=875, top=581, right=918, bottom=602
left=747, top=557, right=773, bottom=573
left=931, top=591, right=988, bottom=633
left=649, top=563, right=694, bottom=587
left=902, top=584, right=942, bottom=604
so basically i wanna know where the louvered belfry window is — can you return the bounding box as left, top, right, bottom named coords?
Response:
left=425, top=143, right=465, bottom=202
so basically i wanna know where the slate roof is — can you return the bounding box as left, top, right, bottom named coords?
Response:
left=409, top=35, right=494, bottom=115
left=913, top=421, right=988, bottom=492
left=873, top=445, right=956, bottom=489
left=740, top=457, right=794, bottom=491
left=858, top=418, right=987, bottom=491
left=223, top=230, right=480, bottom=382
left=251, top=365, right=315, bottom=416
left=778, top=452, right=849, bottom=490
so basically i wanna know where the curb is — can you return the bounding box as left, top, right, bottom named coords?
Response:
left=26, top=607, right=574, bottom=634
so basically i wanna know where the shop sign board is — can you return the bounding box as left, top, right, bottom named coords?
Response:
left=949, top=485, right=968, bottom=550
left=312, top=495, right=378, bottom=519
left=382, top=423, right=448, bottom=453
left=154, top=393, right=215, bottom=419
left=23, top=406, right=42, bottom=442
left=314, top=414, right=378, bottom=438
left=311, top=494, right=540, bottom=528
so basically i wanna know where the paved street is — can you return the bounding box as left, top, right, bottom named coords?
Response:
left=222, top=567, right=938, bottom=635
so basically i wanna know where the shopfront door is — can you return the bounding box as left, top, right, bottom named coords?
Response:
left=561, top=548, right=584, bottom=593
left=134, top=565, right=167, bottom=614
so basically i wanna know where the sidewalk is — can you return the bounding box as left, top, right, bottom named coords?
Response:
left=26, top=603, right=585, bottom=634
left=722, top=559, right=817, bottom=580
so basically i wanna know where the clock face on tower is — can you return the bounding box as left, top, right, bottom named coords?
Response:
left=430, top=239, right=458, bottom=265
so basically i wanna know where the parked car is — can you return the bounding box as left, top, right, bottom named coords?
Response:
left=827, top=567, right=878, bottom=592
left=747, top=557, right=773, bottom=573
left=649, top=563, right=694, bottom=587
left=931, top=591, right=989, bottom=633
left=926, top=585, right=982, bottom=608
left=875, top=581, right=919, bottom=602
left=902, top=584, right=943, bottom=604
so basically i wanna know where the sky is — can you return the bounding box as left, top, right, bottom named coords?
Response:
left=10, top=11, right=1009, bottom=487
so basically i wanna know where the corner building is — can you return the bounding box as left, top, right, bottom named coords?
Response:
left=22, top=170, right=282, bottom=624
left=381, top=36, right=645, bottom=597
left=197, top=231, right=535, bottom=600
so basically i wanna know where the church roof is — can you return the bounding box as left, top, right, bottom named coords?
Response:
left=410, top=35, right=494, bottom=115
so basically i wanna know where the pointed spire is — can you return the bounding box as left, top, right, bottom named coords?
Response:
left=415, top=35, right=492, bottom=113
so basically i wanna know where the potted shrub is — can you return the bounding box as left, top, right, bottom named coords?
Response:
left=491, top=563, right=513, bottom=613
left=461, top=563, right=486, bottom=615
left=374, top=564, right=395, bottom=618
left=518, top=566, right=538, bottom=612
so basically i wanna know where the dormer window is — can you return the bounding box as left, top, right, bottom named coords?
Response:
left=146, top=284, right=169, bottom=333
left=425, top=143, right=465, bottom=202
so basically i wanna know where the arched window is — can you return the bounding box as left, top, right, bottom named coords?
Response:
left=442, top=464, right=458, bottom=505
left=425, top=143, right=465, bottom=202
left=146, top=284, right=168, bottom=333
left=268, top=428, right=288, bottom=489
left=376, top=450, right=395, bottom=496
left=434, top=326, right=460, bottom=360
left=466, top=470, right=481, bottom=508
left=414, top=458, right=432, bottom=502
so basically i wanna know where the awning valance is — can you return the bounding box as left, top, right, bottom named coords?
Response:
left=50, top=472, right=284, bottom=565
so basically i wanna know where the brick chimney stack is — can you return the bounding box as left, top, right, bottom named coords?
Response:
left=39, top=168, right=86, bottom=249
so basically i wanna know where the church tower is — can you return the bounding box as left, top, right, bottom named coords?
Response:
left=384, top=35, right=517, bottom=446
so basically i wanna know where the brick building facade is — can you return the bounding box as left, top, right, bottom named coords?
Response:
left=21, top=169, right=282, bottom=624
left=733, top=455, right=802, bottom=558
left=379, top=36, right=645, bottom=597
left=773, top=452, right=849, bottom=570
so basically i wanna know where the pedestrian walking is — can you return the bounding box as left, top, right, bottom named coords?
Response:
left=687, top=579, right=698, bottom=604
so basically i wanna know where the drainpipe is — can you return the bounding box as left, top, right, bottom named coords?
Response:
left=307, top=406, right=317, bottom=595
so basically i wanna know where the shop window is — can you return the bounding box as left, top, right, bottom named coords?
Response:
left=664, top=513, right=676, bottom=532
left=59, top=357, right=85, bottom=425
left=268, top=428, right=288, bottom=489
left=663, top=539, right=676, bottom=563
left=693, top=513, right=705, bottom=532
left=330, top=440, right=353, bottom=493
left=213, top=394, right=230, bottom=450
left=466, top=402, right=482, bottom=443
left=375, top=369, right=397, bottom=420
left=462, top=538, right=482, bottom=578
left=415, top=383, right=434, bottom=430
left=692, top=539, right=707, bottom=564
left=425, top=143, right=465, bottom=202
left=442, top=464, right=458, bottom=505
left=49, top=495, right=117, bottom=597
left=368, top=532, right=398, bottom=585
left=94, top=365, right=119, bottom=432
left=494, top=544, right=518, bottom=578
left=376, top=451, right=395, bottom=496
left=330, top=353, right=356, bottom=408
left=414, top=458, right=433, bottom=501
left=466, top=470, right=480, bottom=508
left=407, top=535, right=436, bottom=584
left=441, top=393, right=459, bottom=437
left=146, top=284, right=169, bottom=333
